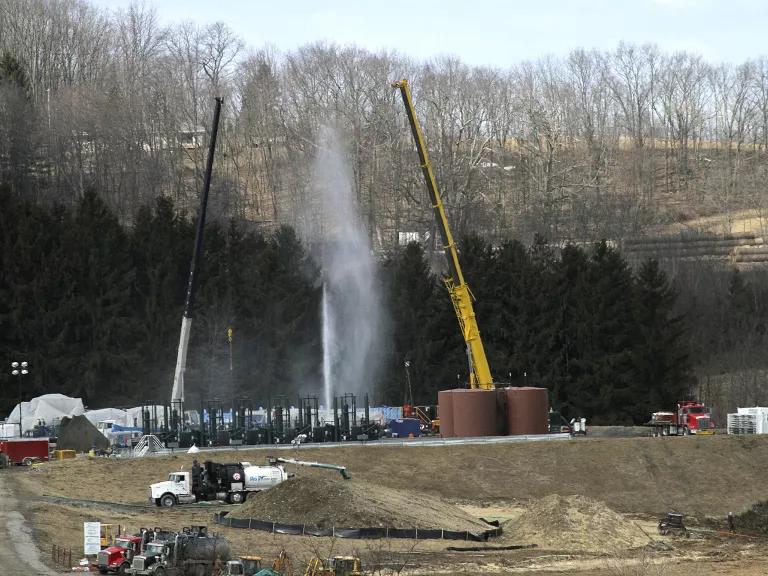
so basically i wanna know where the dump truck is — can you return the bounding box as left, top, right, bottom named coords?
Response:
left=127, top=526, right=230, bottom=576
left=150, top=460, right=288, bottom=506
left=649, top=401, right=715, bottom=436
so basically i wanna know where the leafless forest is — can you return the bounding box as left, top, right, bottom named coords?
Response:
left=3, top=0, right=768, bottom=248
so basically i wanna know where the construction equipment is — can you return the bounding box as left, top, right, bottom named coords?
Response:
left=305, top=556, right=362, bottom=576
left=658, top=512, right=689, bottom=537
left=648, top=401, right=715, bottom=436
left=392, top=79, right=493, bottom=389
left=267, top=457, right=351, bottom=480
left=170, top=97, right=223, bottom=428
left=99, top=525, right=122, bottom=548
left=253, top=550, right=293, bottom=576
left=149, top=460, right=288, bottom=506
left=225, top=556, right=262, bottom=576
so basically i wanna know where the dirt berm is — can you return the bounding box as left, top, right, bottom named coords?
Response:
left=502, top=494, right=651, bottom=552
left=25, top=435, right=768, bottom=517
left=230, top=475, right=491, bottom=532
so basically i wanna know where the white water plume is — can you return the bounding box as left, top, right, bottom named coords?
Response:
left=309, top=125, right=381, bottom=408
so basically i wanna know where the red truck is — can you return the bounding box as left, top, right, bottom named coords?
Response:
left=0, top=438, right=50, bottom=466
left=96, top=534, right=143, bottom=575
left=649, top=401, right=715, bottom=436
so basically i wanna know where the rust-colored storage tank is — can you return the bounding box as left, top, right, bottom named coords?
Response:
left=451, top=389, right=499, bottom=437
left=504, top=386, right=549, bottom=435
left=437, top=390, right=455, bottom=438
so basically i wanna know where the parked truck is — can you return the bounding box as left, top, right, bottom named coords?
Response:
left=649, top=401, right=715, bottom=436
left=97, top=529, right=174, bottom=575
left=0, top=438, right=50, bottom=467
left=150, top=460, right=288, bottom=507
left=127, top=526, right=230, bottom=576
left=97, top=534, right=144, bottom=575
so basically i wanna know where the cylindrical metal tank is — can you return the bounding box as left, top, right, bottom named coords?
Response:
left=179, top=534, right=231, bottom=576
left=504, top=387, right=549, bottom=435
left=451, top=389, right=499, bottom=437
left=438, top=390, right=455, bottom=438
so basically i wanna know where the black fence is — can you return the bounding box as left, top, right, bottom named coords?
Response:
left=213, top=511, right=502, bottom=542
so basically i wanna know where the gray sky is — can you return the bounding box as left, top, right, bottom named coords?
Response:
left=93, top=0, right=767, bottom=66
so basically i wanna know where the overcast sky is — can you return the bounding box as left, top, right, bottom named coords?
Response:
left=92, top=0, right=766, bottom=67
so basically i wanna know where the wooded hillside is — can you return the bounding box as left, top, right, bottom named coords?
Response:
left=4, top=1, right=768, bottom=421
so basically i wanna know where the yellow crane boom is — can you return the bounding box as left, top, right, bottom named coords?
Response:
left=392, top=79, right=494, bottom=390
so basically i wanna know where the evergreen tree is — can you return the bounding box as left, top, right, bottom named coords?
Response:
left=379, top=242, right=460, bottom=404
left=63, top=190, right=137, bottom=404
left=547, top=244, right=591, bottom=413
left=0, top=52, right=34, bottom=193
left=582, top=241, right=637, bottom=422
left=631, top=258, right=692, bottom=419
left=130, top=197, right=192, bottom=400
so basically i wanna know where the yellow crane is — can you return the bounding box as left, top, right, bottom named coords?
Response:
left=392, top=79, right=494, bottom=389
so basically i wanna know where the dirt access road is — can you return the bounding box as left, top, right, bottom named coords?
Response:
left=0, top=471, right=61, bottom=575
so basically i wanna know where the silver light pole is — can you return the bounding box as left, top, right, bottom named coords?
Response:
left=10, top=361, right=28, bottom=437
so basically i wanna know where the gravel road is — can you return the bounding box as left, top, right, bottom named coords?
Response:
left=0, top=472, right=61, bottom=575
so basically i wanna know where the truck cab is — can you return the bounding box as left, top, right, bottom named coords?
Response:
left=678, top=401, right=715, bottom=435
left=150, top=471, right=196, bottom=507
left=225, top=556, right=262, bottom=576
left=97, top=535, right=143, bottom=575
left=126, top=541, right=171, bottom=575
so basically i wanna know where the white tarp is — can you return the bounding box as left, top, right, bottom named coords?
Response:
left=5, top=393, right=85, bottom=435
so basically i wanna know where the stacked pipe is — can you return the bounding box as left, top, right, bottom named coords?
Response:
left=622, top=232, right=762, bottom=263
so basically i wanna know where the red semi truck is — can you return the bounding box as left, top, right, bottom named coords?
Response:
left=97, top=534, right=144, bottom=575
left=649, top=401, right=715, bottom=436
left=0, top=438, right=50, bottom=466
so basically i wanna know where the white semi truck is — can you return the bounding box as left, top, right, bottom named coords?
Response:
left=150, top=460, right=288, bottom=506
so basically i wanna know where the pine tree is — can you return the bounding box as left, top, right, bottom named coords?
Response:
left=583, top=241, right=637, bottom=423
left=63, top=190, right=137, bottom=404
left=380, top=242, right=450, bottom=404
left=631, top=258, right=692, bottom=419
left=130, top=196, right=192, bottom=400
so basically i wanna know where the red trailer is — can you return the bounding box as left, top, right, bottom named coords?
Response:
left=0, top=438, right=50, bottom=466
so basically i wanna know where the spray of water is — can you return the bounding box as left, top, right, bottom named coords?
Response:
left=309, top=125, right=381, bottom=408
left=321, top=284, right=334, bottom=409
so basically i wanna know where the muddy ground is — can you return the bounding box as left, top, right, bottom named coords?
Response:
left=12, top=434, right=768, bottom=575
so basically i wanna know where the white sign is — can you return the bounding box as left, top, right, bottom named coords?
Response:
left=83, top=522, right=101, bottom=555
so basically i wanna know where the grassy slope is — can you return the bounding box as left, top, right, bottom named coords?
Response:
left=23, top=434, right=768, bottom=517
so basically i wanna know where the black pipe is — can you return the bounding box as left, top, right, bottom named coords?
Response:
left=182, top=97, right=223, bottom=318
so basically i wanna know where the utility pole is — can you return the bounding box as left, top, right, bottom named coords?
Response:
left=10, top=361, right=28, bottom=437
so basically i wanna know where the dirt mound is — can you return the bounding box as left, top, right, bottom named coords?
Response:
left=231, top=475, right=491, bottom=532
left=56, top=415, right=108, bottom=453
left=503, top=495, right=650, bottom=552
